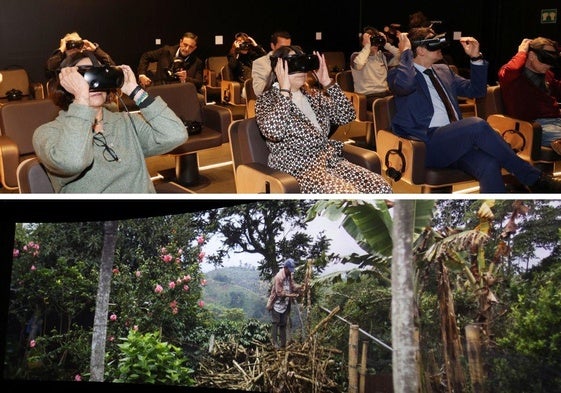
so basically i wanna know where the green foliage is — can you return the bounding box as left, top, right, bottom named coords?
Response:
left=488, top=262, right=561, bottom=391
left=311, top=272, right=393, bottom=374
left=7, top=217, right=210, bottom=382
left=110, top=330, right=194, bottom=385
left=204, top=200, right=328, bottom=281
left=12, top=327, right=92, bottom=381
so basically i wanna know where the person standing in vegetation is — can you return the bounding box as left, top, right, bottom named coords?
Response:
left=267, top=258, right=301, bottom=349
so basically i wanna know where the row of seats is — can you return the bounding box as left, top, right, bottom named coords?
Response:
left=5, top=76, right=560, bottom=194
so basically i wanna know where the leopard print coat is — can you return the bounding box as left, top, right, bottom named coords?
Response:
left=255, top=84, right=392, bottom=193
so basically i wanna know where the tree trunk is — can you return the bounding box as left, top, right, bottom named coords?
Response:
left=465, top=324, right=485, bottom=393
left=89, top=221, right=118, bottom=382
left=391, top=200, right=418, bottom=393
left=437, top=262, right=465, bottom=392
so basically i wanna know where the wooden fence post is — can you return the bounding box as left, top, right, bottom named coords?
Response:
left=348, top=324, right=359, bottom=393
left=359, top=340, right=368, bottom=393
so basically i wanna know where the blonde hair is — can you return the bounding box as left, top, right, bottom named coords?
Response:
left=63, top=32, right=82, bottom=41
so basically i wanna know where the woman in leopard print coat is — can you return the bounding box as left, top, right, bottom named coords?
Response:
left=255, top=46, right=392, bottom=193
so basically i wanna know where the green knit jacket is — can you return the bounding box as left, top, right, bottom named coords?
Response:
left=33, top=97, right=187, bottom=193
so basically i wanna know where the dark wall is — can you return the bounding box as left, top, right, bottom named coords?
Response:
left=0, top=0, right=559, bottom=86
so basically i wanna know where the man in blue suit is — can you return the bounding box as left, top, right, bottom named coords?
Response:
left=387, top=27, right=561, bottom=193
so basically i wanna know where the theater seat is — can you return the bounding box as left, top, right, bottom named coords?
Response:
left=16, top=157, right=54, bottom=193
left=228, top=117, right=381, bottom=193
left=0, top=99, right=59, bottom=190
left=0, top=68, right=44, bottom=103
left=146, top=83, right=228, bottom=187
left=373, top=95, right=478, bottom=193
left=334, top=70, right=375, bottom=148
left=476, top=85, right=561, bottom=173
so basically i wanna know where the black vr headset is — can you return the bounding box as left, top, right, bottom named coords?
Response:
left=61, top=51, right=124, bottom=91
left=66, top=40, right=84, bottom=50
left=530, top=47, right=561, bottom=67
left=371, top=34, right=387, bottom=47
left=77, top=65, right=124, bottom=91
left=270, top=53, right=320, bottom=74
left=412, top=33, right=449, bottom=51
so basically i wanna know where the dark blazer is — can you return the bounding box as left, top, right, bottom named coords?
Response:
left=137, top=45, right=204, bottom=91
left=387, top=49, right=488, bottom=142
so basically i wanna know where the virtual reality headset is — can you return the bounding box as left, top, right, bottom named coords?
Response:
left=412, top=33, right=449, bottom=51
left=371, top=35, right=387, bottom=47
left=66, top=40, right=84, bottom=51
left=530, top=48, right=560, bottom=67
left=238, top=41, right=252, bottom=50
left=77, top=65, right=124, bottom=91
left=270, top=53, right=320, bottom=74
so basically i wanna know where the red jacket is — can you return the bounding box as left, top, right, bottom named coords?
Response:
left=498, top=51, right=561, bottom=121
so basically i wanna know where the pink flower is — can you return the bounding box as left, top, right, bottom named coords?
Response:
left=13, top=249, right=19, bottom=258
left=108, top=336, right=115, bottom=342
left=161, top=254, right=173, bottom=263
left=112, top=268, right=119, bottom=275
left=29, top=339, right=36, bottom=348
left=154, top=284, right=163, bottom=294
left=168, top=281, right=176, bottom=289
left=200, top=279, right=207, bottom=286
left=74, top=374, right=82, bottom=382
left=161, top=247, right=167, bottom=254
left=177, top=248, right=184, bottom=255
left=110, top=313, right=117, bottom=321
left=183, top=285, right=190, bottom=292
left=198, top=251, right=205, bottom=261
left=197, top=235, right=205, bottom=245
left=30, top=265, right=36, bottom=271
left=183, top=274, right=191, bottom=282
left=198, top=300, right=205, bottom=308
left=135, top=270, right=141, bottom=278
left=133, top=325, right=139, bottom=331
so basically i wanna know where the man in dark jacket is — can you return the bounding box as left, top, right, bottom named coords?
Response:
left=137, top=32, right=203, bottom=92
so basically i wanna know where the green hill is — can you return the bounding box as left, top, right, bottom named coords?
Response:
left=202, top=266, right=270, bottom=321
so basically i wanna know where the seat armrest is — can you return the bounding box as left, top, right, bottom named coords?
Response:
left=221, top=80, right=245, bottom=105
left=331, top=120, right=375, bottom=148
left=30, top=82, right=45, bottom=100
left=202, top=104, right=232, bottom=143
left=487, top=114, right=541, bottom=163
left=0, top=135, right=22, bottom=190
left=236, top=163, right=300, bottom=193
left=342, top=143, right=380, bottom=173
left=201, top=85, right=222, bottom=104
left=343, top=91, right=369, bottom=122
left=376, top=129, right=427, bottom=185
left=204, top=69, right=219, bottom=87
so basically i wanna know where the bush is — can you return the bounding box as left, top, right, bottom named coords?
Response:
left=111, top=330, right=194, bottom=386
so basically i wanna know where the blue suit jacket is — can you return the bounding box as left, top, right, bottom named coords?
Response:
left=387, top=49, right=488, bottom=142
